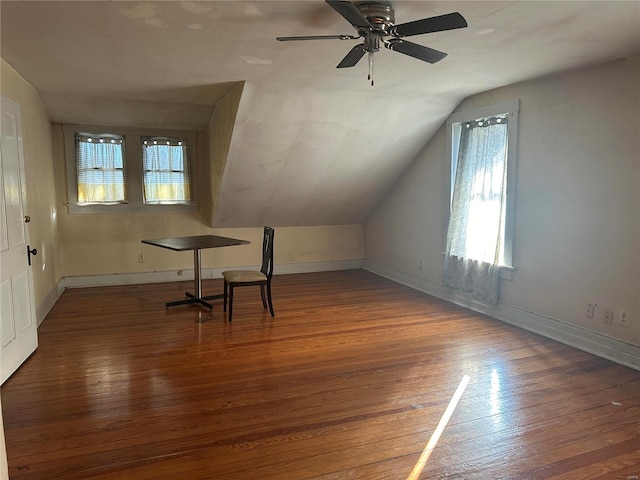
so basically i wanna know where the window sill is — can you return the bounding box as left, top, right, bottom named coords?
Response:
left=499, top=265, right=515, bottom=280
left=67, top=202, right=199, bottom=215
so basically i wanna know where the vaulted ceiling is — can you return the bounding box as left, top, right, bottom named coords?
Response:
left=1, top=1, right=639, bottom=227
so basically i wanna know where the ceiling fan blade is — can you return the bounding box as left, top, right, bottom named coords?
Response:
left=385, top=39, right=447, bottom=64
left=326, top=0, right=373, bottom=29
left=390, top=12, right=467, bottom=38
left=337, top=44, right=367, bottom=68
left=277, top=34, right=359, bottom=41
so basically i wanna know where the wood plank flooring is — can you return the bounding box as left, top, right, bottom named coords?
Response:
left=2, top=269, right=639, bottom=479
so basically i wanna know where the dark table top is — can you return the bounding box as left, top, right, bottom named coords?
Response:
left=141, top=234, right=250, bottom=252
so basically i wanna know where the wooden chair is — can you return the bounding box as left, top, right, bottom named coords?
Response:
left=222, top=226, right=275, bottom=322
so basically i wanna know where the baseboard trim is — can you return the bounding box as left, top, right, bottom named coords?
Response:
left=63, top=259, right=364, bottom=288
left=36, top=279, right=65, bottom=327
left=363, top=260, right=640, bottom=371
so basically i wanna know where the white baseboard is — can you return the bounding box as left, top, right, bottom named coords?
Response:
left=36, top=279, right=65, bottom=327
left=363, top=260, right=640, bottom=371
left=63, top=259, right=364, bottom=288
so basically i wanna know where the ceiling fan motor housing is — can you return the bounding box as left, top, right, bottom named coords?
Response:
left=356, top=3, right=395, bottom=34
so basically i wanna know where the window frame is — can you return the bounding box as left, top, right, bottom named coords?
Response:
left=445, top=99, right=519, bottom=271
left=141, top=136, right=192, bottom=205
left=75, top=132, right=127, bottom=205
left=64, top=125, right=198, bottom=214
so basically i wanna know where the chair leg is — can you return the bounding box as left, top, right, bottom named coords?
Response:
left=260, top=284, right=267, bottom=309
left=223, top=281, right=228, bottom=312
left=266, top=281, right=274, bottom=317
left=228, top=285, right=234, bottom=322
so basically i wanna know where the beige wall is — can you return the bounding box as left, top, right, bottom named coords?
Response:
left=58, top=212, right=363, bottom=277
left=1, top=60, right=362, bottom=292
left=50, top=125, right=363, bottom=278
left=202, top=82, right=244, bottom=227
left=1, top=59, right=63, bottom=320
left=365, top=56, right=640, bottom=346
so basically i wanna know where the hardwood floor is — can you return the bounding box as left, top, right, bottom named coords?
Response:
left=2, top=269, right=639, bottom=479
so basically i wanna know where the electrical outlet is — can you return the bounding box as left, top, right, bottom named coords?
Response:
left=137, top=253, right=144, bottom=262
left=585, top=303, right=596, bottom=318
left=602, top=308, right=614, bottom=325
left=619, top=310, right=630, bottom=327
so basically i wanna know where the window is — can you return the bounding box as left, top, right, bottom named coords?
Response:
left=75, top=133, right=126, bottom=204
left=446, top=100, right=519, bottom=268
left=443, top=100, right=518, bottom=304
left=64, top=126, right=197, bottom=214
left=141, top=137, right=191, bottom=204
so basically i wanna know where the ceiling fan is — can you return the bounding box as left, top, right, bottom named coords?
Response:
left=276, top=0, right=468, bottom=85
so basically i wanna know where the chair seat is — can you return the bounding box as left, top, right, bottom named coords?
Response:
left=222, top=270, right=267, bottom=283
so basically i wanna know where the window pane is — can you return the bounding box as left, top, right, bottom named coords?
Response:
left=76, top=134, right=126, bottom=204
left=141, top=137, right=191, bottom=204
left=447, top=118, right=508, bottom=264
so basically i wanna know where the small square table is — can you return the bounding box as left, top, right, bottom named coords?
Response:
left=142, top=234, right=250, bottom=309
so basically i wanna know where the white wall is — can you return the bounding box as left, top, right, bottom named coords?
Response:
left=364, top=57, right=640, bottom=364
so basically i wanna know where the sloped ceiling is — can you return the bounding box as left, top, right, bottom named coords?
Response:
left=1, top=1, right=639, bottom=227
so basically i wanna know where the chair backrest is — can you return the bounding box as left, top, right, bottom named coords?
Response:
left=261, top=226, right=275, bottom=279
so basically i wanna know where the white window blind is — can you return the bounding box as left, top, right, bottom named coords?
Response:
left=141, top=137, right=191, bottom=204
left=75, top=133, right=126, bottom=204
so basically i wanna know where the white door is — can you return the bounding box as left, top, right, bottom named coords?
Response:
left=0, top=96, right=37, bottom=385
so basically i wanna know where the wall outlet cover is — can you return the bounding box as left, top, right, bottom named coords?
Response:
left=618, top=310, right=630, bottom=327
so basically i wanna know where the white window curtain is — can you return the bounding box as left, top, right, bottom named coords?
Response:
left=444, top=117, right=508, bottom=304
left=141, top=137, right=191, bottom=204
left=75, top=134, right=126, bottom=204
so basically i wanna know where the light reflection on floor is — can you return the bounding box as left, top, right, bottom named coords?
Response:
left=490, top=368, right=502, bottom=418
left=406, top=375, right=471, bottom=480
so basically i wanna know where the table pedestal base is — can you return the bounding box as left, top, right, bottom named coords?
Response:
left=166, top=292, right=226, bottom=310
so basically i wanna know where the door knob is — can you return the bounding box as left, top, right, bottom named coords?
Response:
left=27, top=245, right=38, bottom=266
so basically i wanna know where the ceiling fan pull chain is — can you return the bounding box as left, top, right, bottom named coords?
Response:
left=368, top=51, right=374, bottom=86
